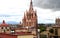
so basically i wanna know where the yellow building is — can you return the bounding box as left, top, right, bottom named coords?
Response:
left=40, top=18, right=60, bottom=38
left=17, top=35, right=34, bottom=38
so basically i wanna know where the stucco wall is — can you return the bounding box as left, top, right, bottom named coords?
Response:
left=0, top=33, right=17, bottom=38
left=58, top=28, right=60, bottom=36
left=17, top=35, right=34, bottom=38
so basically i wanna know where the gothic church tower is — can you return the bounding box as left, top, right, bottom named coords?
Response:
left=22, top=0, right=37, bottom=28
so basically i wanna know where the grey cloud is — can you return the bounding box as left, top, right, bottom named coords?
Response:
left=33, top=0, right=60, bottom=11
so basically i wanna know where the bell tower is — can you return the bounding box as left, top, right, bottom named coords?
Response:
left=22, top=0, right=38, bottom=37
left=22, top=0, right=37, bottom=27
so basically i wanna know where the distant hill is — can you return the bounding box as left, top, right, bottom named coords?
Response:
left=6, top=21, right=19, bottom=24
left=38, top=24, right=55, bottom=27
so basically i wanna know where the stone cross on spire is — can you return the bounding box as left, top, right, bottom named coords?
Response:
left=29, top=0, right=33, bottom=11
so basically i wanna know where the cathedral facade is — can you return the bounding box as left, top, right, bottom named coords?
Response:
left=22, top=0, right=37, bottom=28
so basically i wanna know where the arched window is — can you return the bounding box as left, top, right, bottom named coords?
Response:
left=55, top=29, right=58, bottom=35
left=1, top=27, right=3, bottom=29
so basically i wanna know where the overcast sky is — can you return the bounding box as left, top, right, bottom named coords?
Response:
left=0, top=0, right=60, bottom=24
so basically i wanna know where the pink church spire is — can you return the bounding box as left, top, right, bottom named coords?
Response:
left=29, top=0, right=33, bottom=11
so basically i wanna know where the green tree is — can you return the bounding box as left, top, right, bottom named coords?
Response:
left=38, top=25, right=46, bottom=33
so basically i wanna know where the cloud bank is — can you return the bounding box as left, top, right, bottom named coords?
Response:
left=33, top=0, right=60, bottom=11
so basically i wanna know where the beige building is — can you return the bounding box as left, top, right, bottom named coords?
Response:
left=50, top=18, right=60, bottom=38
left=40, top=18, right=60, bottom=38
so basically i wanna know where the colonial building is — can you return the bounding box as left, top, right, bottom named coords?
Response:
left=40, top=18, right=60, bottom=38
left=0, top=32, right=34, bottom=38
left=0, top=20, right=11, bottom=34
left=51, top=18, right=60, bottom=38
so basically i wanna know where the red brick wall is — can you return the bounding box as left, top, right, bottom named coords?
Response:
left=0, top=33, right=17, bottom=38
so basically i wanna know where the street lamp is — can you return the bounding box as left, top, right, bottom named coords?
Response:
left=37, top=29, right=40, bottom=38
